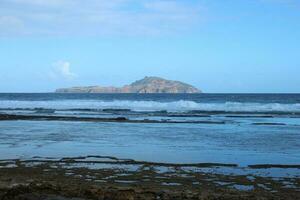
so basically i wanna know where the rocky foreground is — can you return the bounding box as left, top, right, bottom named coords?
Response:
left=55, top=76, right=201, bottom=93
left=0, top=157, right=299, bottom=200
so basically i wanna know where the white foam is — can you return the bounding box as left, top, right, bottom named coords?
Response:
left=1, top=100, right=300, bottom=113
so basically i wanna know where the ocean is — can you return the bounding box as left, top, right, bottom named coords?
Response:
left=0, top=93, right=300, bottom=166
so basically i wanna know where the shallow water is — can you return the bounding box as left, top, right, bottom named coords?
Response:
left=0, top=120, right=299, bottom=166
left=0, top=93, right=299, bottom=166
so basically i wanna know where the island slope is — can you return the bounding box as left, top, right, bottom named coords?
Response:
left=55, top=76, right=201, bottom=93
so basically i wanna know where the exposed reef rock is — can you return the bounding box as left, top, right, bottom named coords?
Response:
left=0, top=157, right=299, bottom=200
left=55, top=76, right=201, bottom=93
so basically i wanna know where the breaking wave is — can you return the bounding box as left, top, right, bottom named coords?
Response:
left=1, top=100, right=300, bottom=114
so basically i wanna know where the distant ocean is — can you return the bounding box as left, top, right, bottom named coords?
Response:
left=0, top=93, right=300, bottom=166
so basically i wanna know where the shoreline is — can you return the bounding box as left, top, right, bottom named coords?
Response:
left=0, top=156, right=299, bottom=200
left=1, top=156, right=300, bottom=169
left=1, top=93, right=300, bottom=199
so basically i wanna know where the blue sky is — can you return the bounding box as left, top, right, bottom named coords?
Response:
left=0, top=0, right=299, bottom=93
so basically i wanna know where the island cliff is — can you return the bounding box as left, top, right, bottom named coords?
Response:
left=55, top=76, right=201, bottom=93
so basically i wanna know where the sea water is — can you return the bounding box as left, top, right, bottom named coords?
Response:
left=0, top=93, right=299, bottom=166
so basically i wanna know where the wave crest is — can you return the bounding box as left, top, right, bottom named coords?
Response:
left=1, top=100, right=300, bottom=114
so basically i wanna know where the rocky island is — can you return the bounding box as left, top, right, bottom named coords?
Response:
left=55, top=76, right=201, bottom=93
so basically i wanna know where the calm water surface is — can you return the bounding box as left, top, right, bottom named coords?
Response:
left=0, top=93, right=299, bottom=166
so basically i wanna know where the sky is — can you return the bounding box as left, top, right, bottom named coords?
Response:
left=0, top=0, right=299, bottom=93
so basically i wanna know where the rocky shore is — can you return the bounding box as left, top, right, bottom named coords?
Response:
left=0, top=157, right=299, bottom=200
left=0, top=113, right=225, bottom=124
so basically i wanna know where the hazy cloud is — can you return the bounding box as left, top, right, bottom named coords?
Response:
left=50, top=61, right=77, bottom=80
left=0, top=0, right=204, bottom=37
left=260, top=0, right=299, bottom=6
left=261, top=0, right=293, bottom=3
left=0, top=15, right=25, bottom=34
